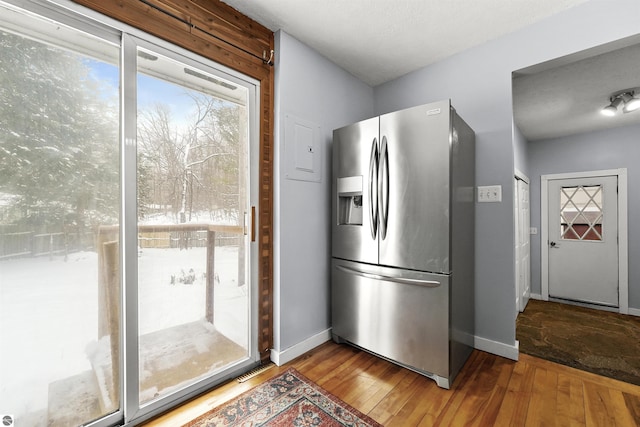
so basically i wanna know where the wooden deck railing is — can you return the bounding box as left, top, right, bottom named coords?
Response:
left=97, top=223, right=245, bottom=338
left=96, top=223, right=244, bottom=407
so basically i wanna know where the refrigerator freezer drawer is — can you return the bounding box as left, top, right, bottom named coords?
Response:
left=331, top=259, right=449, bottom=382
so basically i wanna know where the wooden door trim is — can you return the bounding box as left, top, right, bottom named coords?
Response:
left=540, top=168, right=628, bottom=314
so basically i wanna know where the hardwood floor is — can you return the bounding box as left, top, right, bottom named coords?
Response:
left=144, top=341, right=640, bottom=426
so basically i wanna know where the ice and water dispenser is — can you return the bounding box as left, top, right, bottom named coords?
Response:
left=337, top=176, right=363, bottom=225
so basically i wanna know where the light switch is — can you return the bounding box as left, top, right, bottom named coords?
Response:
left=477, top=185, right=502, bottom=203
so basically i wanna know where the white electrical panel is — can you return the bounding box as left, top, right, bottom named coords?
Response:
left=284, top=113, right=322, bottom=182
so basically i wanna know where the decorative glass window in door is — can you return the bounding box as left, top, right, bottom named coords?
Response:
left=560, top=185, right=603, bottom=241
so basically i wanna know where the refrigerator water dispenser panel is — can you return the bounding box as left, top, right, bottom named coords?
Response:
left=337, top=176, right=363, bottom=225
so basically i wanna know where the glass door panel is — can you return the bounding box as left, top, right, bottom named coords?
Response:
left=1, top=3, right=257, bottom=424
left=135, top=47, right=250, bottom=405
left=0, top=4, right=120, bottom=426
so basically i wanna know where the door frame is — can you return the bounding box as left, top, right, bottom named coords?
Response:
left=122, top=33, right=261, bottom=423
left=514, top=169, right=530, bottom=313
left=540, top=168, right=628, bottom=314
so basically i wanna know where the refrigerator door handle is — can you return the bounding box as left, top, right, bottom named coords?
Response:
left=369, top=138, right=379, bottom=240
left=336, top=265, right=441, bottom=288
left=378, top=136, right=389, bottom=240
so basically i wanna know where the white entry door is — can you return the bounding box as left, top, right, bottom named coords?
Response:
left=547, top=175, right=618, bottom=306
left=515, top=176, right=531, bottom=312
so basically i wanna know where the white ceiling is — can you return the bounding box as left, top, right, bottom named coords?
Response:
left=513, top=37, right=640, bottom=141
left=221, top=0, right=640, bottom=141
left=221, top=0, right=589, bottom=86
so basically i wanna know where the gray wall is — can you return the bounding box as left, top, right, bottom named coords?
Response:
left=528, top=123, right=640, bottom=308
left=273, top=31, right=374, bottom=351
left=272, top=0, right=640, bottom=355
left=373, top=0, right=640, bottom=347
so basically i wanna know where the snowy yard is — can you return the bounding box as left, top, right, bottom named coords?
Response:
left=0, top=246, right=248, bottom=422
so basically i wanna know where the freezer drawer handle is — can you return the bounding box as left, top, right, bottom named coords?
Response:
left=336, top=265, right=441, bottom=288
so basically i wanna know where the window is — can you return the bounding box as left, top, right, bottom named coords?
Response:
left=0, top=5, right=120, bottom=425
left=560, top=185, right=603, bottom=241
left=134, top=46, right=251, bottom=406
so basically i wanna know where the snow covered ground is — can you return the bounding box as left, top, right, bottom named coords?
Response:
left=0, top=246, right=247, bottom=423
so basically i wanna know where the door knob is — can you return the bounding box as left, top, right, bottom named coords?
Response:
left=550, top=241, right=559, bottom=248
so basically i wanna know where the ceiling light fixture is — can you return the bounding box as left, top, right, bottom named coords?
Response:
left=601, top=88, right=640, bottom=116
left=601, top=97, right=622, bottom=117
left=623, top=93, right=640, bottom=113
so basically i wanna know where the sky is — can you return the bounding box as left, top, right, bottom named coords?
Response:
left=86, top=58, right=197, bottom=126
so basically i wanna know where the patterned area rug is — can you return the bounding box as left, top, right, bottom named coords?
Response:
left=183, top=368, right=382, bottom=426
left=517, top=299, right=640, bottom=385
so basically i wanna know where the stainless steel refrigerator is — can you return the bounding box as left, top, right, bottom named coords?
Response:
left=331, top=99, right=475, bottom=389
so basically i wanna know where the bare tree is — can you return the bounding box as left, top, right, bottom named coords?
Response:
left=137, top=94, right=241, bottom=225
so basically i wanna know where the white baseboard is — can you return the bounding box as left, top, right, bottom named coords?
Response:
left=531, top=293, right=639, bottom=317
left=474, top=336, right=519, bottom=361
left=273, top=329, right=520, bottom=368
left=270, top=328, right=332, bottom=366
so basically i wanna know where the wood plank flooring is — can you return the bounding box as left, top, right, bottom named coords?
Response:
left=143, top=341, right=640, bottom=426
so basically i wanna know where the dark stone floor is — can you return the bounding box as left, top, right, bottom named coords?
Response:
left=516, top=299, right=640, bottom=385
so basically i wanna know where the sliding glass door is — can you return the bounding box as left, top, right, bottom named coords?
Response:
left=0, top=2, right=258, bottom=426
left=132, top=41, right=254, bottom=410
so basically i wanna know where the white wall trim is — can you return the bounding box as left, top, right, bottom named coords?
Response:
left=474, top=336, right=519, bottom=361
left=619, top=169, right=629, bottom=314
left=541, top=173, right=550, bottom=301
left=514, top=171, right=531, bottom=315
left=628, top=308, right=640, bottom=317
left=515, top=168, right=530, bottom=184
left=273, top=330, right=521, bottom=366
left=540, top=169, right=628, bottom=314
left=270, top=328, right=332, bottom=366
left=529, top=293, right=543, bottom=300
